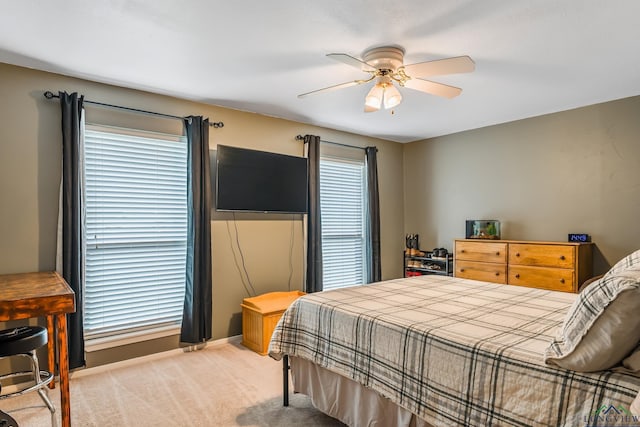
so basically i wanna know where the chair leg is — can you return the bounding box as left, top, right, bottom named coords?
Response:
left=30, top=350, right=56, bottom=414
left=38, top=387, right=56, bottom=414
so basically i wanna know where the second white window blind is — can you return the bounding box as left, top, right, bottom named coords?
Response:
left=319, top=156, right=367, bottom=290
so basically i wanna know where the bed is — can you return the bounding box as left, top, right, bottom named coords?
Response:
left=268, top=274, right=640, bottom=427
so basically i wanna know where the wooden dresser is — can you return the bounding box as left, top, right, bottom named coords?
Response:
left=453, top=239, right=593, bottom=293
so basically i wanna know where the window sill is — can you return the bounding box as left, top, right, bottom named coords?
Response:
left=85, top=325, right=181, bottom=353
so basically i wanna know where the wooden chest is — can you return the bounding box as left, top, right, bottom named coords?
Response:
left=241, top=291, right=305, bottom=355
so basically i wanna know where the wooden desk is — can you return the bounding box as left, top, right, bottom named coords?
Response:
left=0, top=271, right=76, bottom=427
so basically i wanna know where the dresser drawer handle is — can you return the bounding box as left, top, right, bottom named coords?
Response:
left=560, top=255, right=566, bottom=260
left=560, top=278, right=565, bottom=284
left=460, top=249, right=465, bottom=253
left=460, top=268, right=465, bottom=273
left=515, top=274, right=520, bottom=279
left=515, top=253, right=520, bottom=257
left=495, top=251, right=500, bottom=256
left=495, top=272, right=500, bottom=276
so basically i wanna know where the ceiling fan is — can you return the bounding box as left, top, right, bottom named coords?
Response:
left=298, top=46, right=475, bottom=112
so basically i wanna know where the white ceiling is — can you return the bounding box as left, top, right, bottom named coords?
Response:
left=2, top=1, right=639, bottom=143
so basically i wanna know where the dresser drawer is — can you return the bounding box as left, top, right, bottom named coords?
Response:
left=508, top=243, right=574, bottom=268
left=455, top=241, right=508, bottom=263
left=508, top=265, right=575, bottom=292
left=455, top=260, right=507, bottom=284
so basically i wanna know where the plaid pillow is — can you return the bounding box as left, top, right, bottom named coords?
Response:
left=544, top=266, right=640, bottom=372
left=604, top=248, right=640, bottom=278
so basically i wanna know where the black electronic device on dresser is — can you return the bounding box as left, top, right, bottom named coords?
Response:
left=404, top=247, right=453, bottom=278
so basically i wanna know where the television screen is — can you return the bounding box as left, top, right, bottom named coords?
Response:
left=215, top=145, right=308, bottom=213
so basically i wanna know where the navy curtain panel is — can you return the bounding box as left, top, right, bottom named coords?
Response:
left=180, top=116, right=213, bottom=343
left=365, top=146, right=381, bottom=283
left=59, top=91, right=86, bottom=369
left=304, top=134, right=323, bottom=293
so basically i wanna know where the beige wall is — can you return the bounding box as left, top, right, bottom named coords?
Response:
left=403, top=96, right=640, bottom=275
left=5, top=58, right=638, bottom=367
left=0, top=62, right=404, bottom=366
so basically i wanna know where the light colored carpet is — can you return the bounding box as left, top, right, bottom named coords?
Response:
left=0, top=340, right=345, bottom=426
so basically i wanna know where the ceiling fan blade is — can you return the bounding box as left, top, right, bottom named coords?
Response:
left=298, top=80, right=363, bottom=98
left=327, top=53, right=377, bottom=72
left=403, top=56, right=475, bottom=77
left=403, top=78, right=463, bottom=99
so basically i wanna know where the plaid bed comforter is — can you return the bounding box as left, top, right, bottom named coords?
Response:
left=268, top=275, right=640, bottom=427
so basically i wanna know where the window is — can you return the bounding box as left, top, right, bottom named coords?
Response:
left=83, top=125, right=187, bottom=340
left=319, top=154, right=367, bottom=290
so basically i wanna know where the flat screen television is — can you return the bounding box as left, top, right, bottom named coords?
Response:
left=215, top=145, right=308, bottom=213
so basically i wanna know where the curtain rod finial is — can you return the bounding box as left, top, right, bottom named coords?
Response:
left=44, top=91, right=56, bottom=99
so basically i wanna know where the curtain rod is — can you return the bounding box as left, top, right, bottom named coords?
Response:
left=295, top=134, right=373, bottom=151
left=44, top=91, right=224, bottom=128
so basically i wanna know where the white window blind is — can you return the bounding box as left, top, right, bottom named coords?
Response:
left=83, top=125, right=188, bottom=339
left=319, top=156, right=367, bottom=290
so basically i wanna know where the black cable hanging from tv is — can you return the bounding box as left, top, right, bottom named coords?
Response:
left=295, top=134, right=376, bottom=152
left=44, top=91, right=224, bottom=128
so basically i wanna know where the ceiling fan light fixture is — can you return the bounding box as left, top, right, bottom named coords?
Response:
left=365, top=83, right=384, bottom=110
left=364, top=103, right=380, bottom=113
left=301, top=46, right=474, bottom=111
left=384, top=84, right=402, bottom=109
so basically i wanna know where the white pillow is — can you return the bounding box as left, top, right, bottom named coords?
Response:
left=544, top=266, right=640, bottom=372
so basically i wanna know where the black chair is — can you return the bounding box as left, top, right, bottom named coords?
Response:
left=0, top=409, right=18, bottom=427
left=0, top=326, right=56, bottom=424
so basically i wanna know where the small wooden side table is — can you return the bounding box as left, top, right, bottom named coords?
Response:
left=0, top=272, right=76, bottom=427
